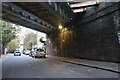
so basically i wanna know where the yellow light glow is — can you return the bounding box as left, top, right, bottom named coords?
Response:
left=58, top=25, right=63, bottom=29
left=64, top=28, right=67, bottom=31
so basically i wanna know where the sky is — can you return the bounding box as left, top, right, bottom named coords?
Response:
left=12, top=23, right=46, bottom=45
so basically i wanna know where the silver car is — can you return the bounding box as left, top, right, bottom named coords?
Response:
left=32, top=49, right=46, bottom=58
left=14, top=50, right=21, bottom=56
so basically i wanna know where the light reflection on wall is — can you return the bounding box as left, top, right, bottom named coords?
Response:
left=59, top=27, right=73, bottom=56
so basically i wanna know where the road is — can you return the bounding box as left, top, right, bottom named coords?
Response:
left=2, top=54, right=119, bottom=78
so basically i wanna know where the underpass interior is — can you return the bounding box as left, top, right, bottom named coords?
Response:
left=45, top=2, right=120, bottom=63
left=1, top=1, right=120, bottom=79
left=2, top=2, right=120, bottom=63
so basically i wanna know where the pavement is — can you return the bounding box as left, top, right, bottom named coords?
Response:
left=51, top=56, right=120, bottom=74
left=1, top=54, right=120, bottom=78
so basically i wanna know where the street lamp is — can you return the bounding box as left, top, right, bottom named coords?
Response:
left=58, top=25, right=63, bottom=30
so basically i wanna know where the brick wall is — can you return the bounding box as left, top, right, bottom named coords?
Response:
left=47, top=2, right=120, bottom=63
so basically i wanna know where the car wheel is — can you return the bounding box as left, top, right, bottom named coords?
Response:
left=32, top=55, right=34, bottom=57
left=35, top=56, right=37, bottom=58
left=43, top=55, right=46, bottom=58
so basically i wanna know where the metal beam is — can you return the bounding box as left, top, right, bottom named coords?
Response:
left=2, top=2, right=56, bottom=33
left=39, top=2, right=74, bottom=22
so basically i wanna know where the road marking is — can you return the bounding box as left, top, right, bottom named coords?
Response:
left=68, top=69, right=74, bottom=73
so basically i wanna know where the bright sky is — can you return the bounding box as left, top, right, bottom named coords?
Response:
left=19, top=26, right=46, bottom=37
left=12, top=24, right=46, bottom=43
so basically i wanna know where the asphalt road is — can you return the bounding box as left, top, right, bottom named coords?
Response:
left=2, top=54, right=119, bottom=78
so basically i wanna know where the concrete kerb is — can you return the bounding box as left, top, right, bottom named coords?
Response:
left=52, top=57, right=120, bottom=74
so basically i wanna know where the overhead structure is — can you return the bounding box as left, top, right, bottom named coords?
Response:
left=2, top=2, right=54, bottom=33
left=67, top=0, right=99, bottom=13
left=2, top=2, right=74, bottom=33
left=2, top=1, right=99, bottom=33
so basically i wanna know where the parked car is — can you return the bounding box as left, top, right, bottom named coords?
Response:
left=14, top=50, right=21, bottom=56
left=29, top=50, right=34, bottom=56
left=23, top=50, right=31, bottom=55
left=32, top=49, right=46, bottom=58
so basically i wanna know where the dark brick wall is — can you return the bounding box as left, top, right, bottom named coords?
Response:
left=47, top=2, right=120, bottom=63
left=74, top=2, right=120, bottom=62
left=76, top=12, right=119, bottom=62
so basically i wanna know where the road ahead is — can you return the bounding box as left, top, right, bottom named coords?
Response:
left=2, top=54, right=118, bottom=78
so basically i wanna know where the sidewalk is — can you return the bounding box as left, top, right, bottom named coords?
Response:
left=50, top=56, right=120, bottom=73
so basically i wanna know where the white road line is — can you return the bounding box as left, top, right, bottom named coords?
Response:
left=68, top=69, right=74, bottom=73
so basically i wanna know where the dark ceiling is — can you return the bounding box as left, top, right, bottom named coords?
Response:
left=13, top=2, right=61, bottom=27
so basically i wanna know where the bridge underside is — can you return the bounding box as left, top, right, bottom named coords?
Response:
left=2, top=11, right=51, bottom=33
left=2, top=2, right=74, bottom=33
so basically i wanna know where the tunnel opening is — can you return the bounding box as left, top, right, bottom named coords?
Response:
left=1, top=20, right=47, bottom=56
